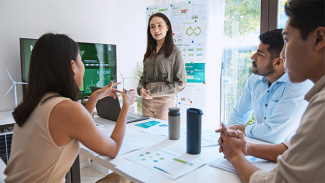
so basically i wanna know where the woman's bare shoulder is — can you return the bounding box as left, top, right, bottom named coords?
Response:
left=51, top=99, right=92, bottom=125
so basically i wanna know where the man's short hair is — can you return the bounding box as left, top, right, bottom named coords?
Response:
left=259, top=29, right=284, bottom=60
left=285, top=0, right=325, bottom=40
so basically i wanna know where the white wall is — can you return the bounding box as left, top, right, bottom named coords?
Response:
left=0, top=0, right=155, bottom=111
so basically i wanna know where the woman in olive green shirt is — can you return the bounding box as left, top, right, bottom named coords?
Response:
left=137, top=13, right=186, bottom=120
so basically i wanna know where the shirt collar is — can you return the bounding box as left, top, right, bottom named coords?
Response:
left=152, top=46, right=165, bottom=56
left=305, top=75, right=325, bottom=102
left=260, top=73, right=289, bottom=84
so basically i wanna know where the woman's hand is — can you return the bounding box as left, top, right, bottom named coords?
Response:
left=93, top=81, right=123, bottom=100
left=140, top=88, right=153, bottom=99
left=122, top=89, right=136, bottom=107
left=84, top=81, right=122, bottom=114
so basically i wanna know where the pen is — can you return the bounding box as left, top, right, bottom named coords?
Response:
left=124, top=89, right=130, bottom=93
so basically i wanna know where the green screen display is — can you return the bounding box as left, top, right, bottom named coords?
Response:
left=20, top=38, right=117, bottom=98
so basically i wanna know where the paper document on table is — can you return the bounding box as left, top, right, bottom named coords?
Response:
left=80, top=135, right=155, bottom=157
left=140, top=121, right=169, bottom=136
left=116, top=162, right=168, bottom=183
left=124, top=147, right=206, bottom=180
left=140, top=121, right=187, bottom=137
left=118, top=135, right=156, bottom=155
left=201, top=129, right=220, bottom=147
left=182, top=128, right=220, bottom=147
left=209, top=156, right=277, bottom=174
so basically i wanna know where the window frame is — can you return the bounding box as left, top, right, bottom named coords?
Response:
left=261, top=0, right=278, bottom=33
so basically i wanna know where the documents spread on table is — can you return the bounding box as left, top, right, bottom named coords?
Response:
left=136, top=121, right=220, bottom=147
left=209, top=155, right=277, bottom=174
left=118, top=135, right=157, bottom=155
left=117, top=147, right=206, bottom=180
left=80, top=134, right=156, bottom=157
left=201, top=129, right=220, bottom=147
left=137, top=120, right=170, bottom=137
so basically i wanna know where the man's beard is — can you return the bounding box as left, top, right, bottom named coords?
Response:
left=253, top=60, right=276, bottom=76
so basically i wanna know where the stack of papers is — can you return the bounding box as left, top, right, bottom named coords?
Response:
left=118, top=147, right=206, bottom=180
left=209, top=156, right=277, bottom=174
left=137, top=121, right=220, bottom=148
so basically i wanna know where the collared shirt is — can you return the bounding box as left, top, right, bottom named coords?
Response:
left=249, top=74, right=325, bottom=183
left=137, top=46, right=186, bottom=98
left=227, top=73, right=313, bottom=144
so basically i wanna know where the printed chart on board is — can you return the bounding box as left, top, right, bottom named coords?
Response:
left=146, top=0, right=209, bottom=122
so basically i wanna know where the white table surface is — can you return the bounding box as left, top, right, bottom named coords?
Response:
left=80, top=116, right=270, bottom=183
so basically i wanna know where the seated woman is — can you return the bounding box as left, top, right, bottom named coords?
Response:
left=4, top=33, right=135, bottom=183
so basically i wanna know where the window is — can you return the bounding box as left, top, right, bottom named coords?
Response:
left=220, top=0, right=261, bottom=124
left=277, top=0, right=289, bottom=29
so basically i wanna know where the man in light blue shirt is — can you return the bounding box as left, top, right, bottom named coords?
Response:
left=227, top=29, right=313, bottom=144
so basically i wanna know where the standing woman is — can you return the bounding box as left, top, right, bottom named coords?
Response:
left=137, top=13, right=186, bottom=120
left=4, top=33, right=135, bottom=183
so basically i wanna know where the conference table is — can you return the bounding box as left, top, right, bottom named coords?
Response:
left=79, top=116, right=270, bottom=183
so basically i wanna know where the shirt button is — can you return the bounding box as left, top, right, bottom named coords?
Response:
left=267, top=90, right=270, bottom=92
left=265, top=104, right=268, bottom=107
left=264, top=117, right=266, bottom=120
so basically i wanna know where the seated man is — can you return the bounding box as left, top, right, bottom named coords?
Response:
left=227, top=29, right=313, bottom=144
left=217, top=0, right=325, bottom=182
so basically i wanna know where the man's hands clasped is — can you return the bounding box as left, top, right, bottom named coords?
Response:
left=215, top=123, right=250, bottom=164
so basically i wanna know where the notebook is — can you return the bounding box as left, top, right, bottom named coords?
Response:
left=91, top=87, right=150, bottom=123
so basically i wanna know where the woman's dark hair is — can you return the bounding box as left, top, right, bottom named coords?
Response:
left=259, top=29, right=284, bottom=60
left=13, top=33, right=80, bottom=127
left=143, top=13, right=173, bottom=62
left=285, top=0, right=325, bottom=40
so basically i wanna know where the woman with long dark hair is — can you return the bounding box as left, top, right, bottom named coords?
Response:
left=4, top=33, right=135, bottom=182
left=137, top=13, right=186, bottom=120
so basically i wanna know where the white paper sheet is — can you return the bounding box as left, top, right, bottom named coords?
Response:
left=201, top=129, right=220, bottom=147
left=116, top=162, right=168, bottom=183
left=190, top=0, right=208, bottom=20
left=124, top=147, right=206, bottom=180
left=119, top=135, right=156, bottom=155
left=140, top=121, right=169, bottom=137
left=171, top=2, right=190, bottom=32
left=209, top=156, right=277, bottom=174
left=80, top=135, right=156, bottom=157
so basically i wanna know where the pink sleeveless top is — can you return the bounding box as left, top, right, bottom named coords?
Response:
left=4, top=93, right=80, bottom=183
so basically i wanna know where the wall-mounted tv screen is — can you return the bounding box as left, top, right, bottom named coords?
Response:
left=20, top=38, right=117, bottom=98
